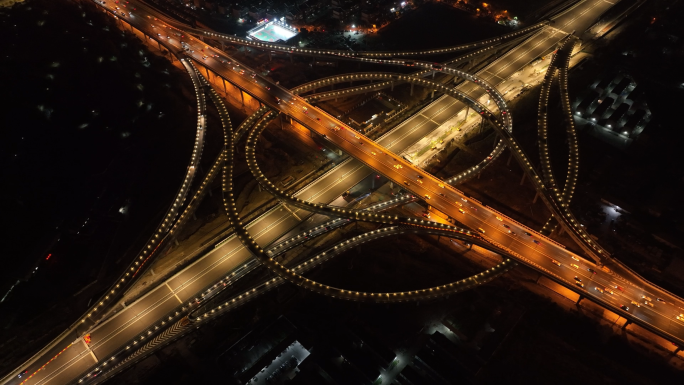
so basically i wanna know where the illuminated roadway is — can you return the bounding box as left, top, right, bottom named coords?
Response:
left=129, top=0, right=684, bottom=351
left=9, top=0, right=684, bottom=384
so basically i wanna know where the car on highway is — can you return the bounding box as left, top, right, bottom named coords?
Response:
left=478, top=228, right=485, bottom=234
left=605, top=288, right=614, bottom=295
left=18, top=370, right=28, bottom=378
left=620, top=305, right=629, bottom=311
left=403, top=181, right=410, bottom=186
left=588, top=268, right=596, bottom=274
left=455, top=202, right=463, bottom=207
left=644, top=301, right=654, bottom=308
left=571, top=264, right=579, bottom=269
left=495, top=216, right=503, bottom=221
left=417, top=175, right=424, bottom=179
left=642, top=295, right=652, bottom=302
left=458, top=209, right=465, bottom=214
left=438, top=183, right=445, bottom=188
left=416, top=179, right=423, bottom=184
left=394, top=164, right=403, bottom=169
left=656, top=298, right=665, bottom=302
left=371, top=151, right=376, bottom=156
left=524, top=231, right=532, bottom=237
left=595, top=287, right=604, bottom=293
left=574, top=276, right=582, bottom=282
left=571, top=256, right=580, bottom=261
left=677, top=315, right=684, bottom=321
left=502, top=224, right=510, bottom=229
left=424, top=194, right=431, bottom=200
left=575, top=282, right=584, bottom=288
left=551, top=259, right=561, bottom=266
left=533, top=240, right=540, bottom=245
left=631, top=301, right=641, bottom=308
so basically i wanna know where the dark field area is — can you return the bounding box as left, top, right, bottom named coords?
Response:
left=376, top=2, right=508, bottom=51
left=0, top=0, right=198, bottom=371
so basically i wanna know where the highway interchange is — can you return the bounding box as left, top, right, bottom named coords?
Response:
left=7, top=0, right=684, bottom=384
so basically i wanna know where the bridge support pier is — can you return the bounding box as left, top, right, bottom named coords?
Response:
left=431, top=88, right=435, bottom=99
left=507, top=151, right=513, bottom=166
left=622, top=320, right=631, bottom=329
left=520, top=173, right=527, bottom=186
left=479, top=117, right=485, bottom=134
left=240, top=90, right=245, bottom=105
left=533, top=191, right=540, bottom=204
left=268, top=51, right=272, bottom=61
left=222, top=77, right=227, bottom=94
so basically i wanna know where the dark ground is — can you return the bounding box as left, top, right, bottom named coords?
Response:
left=0, top=0, right=200, bottom=373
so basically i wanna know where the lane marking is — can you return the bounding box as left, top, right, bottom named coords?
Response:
left=165, top=282, right=183, bottom=304
left=81, top=339, right=98, bottom=364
